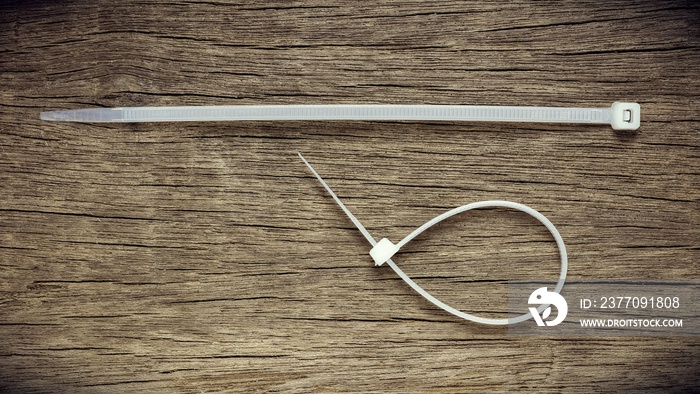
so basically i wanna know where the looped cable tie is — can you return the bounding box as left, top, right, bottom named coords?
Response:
left=299, top=153, right=568, bottom=325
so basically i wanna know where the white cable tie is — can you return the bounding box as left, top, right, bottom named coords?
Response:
left=41, top=102, right=640, bottom=130
left=299, top=153, right=568, bottom=325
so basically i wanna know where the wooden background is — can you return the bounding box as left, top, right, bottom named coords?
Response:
left=1, top=0, right=698, bottom=392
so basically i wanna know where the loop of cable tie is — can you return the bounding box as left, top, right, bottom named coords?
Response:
left=300, top=153, right=567, bottom=325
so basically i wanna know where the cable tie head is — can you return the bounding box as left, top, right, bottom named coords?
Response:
left=369, top=238, right=399, bottom=266
left=610, top=102, right=641, bottom=131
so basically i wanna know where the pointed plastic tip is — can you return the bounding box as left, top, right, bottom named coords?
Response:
left=40, top=108, right=124, bottom=122
left=40, top=111, right=70, bottom=121
left=297, top=153, right=315, bottom=172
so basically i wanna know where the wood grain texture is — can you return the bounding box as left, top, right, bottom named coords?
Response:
left=1, top=0, right=698, bottom=392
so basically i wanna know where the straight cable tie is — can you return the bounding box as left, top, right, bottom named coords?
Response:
left=41, top=102, right=640, bottom=130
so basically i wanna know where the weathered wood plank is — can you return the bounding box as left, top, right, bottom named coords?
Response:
left=1, top=0, right=698, bottom=392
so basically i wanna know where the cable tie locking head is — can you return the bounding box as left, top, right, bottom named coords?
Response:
left=369, top=238, right=399, bottom=266
left=610, top=102, right=641, bottom=131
